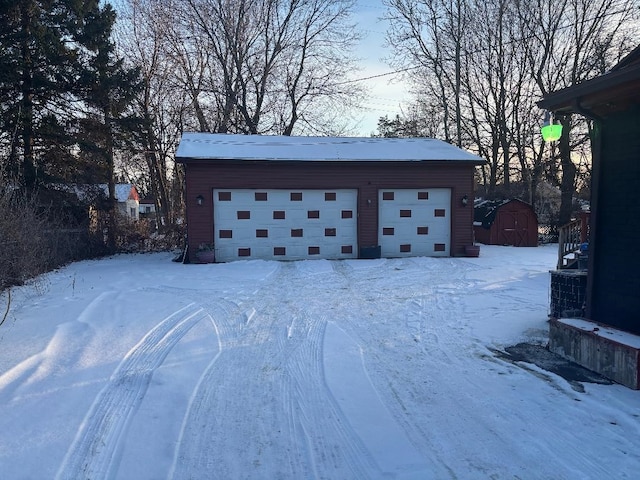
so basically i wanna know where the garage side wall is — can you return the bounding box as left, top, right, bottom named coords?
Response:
left=183, top=160, right=476, bottom=261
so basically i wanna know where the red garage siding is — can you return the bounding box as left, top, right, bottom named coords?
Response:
left=182, top=160, right=477, bottom=262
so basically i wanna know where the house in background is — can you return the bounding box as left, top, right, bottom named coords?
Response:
left=538, top=45, right=640, bottom=388
left=473, top=199, right=538, bottom=247
left=99, top=183, right=140, bottom=221
left=176, top=133, right=485, bottom=263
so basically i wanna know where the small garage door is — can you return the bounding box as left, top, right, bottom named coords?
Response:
left=213, top=189, right=358, bottom=262
left=378, top=188, right=451, bottom=257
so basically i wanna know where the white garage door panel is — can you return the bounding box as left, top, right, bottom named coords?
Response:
left=213, top=189, right=358, bottom=262
left=379, top=188, right=451, bottom=257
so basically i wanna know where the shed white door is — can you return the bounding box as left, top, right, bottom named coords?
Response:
left=213, top=189, right=358, bottom=262
left=378, top=188, right=451, bottom=257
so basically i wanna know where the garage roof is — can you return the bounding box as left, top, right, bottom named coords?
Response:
left=176, top=133, right=485, bottom=163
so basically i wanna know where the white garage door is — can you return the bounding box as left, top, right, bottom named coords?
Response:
left=213, top=189, right=358, bottom=262
left=378, top=188, right=451, bottom=257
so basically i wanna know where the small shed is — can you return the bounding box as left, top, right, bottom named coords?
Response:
left=176, top=133, right=486, bottom=263
left=473, top=199, right=538, bottom=247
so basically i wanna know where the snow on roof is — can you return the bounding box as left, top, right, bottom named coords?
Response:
left=98, top=184, right=138, bottom=203
left=175, top=133, right=485, bottom=163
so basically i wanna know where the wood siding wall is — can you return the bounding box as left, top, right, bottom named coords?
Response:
left=474, top=201, right=538, bottom=247
left=183, top=160, right=477, bottom=261
left=589, top=107, right=640, bottom=334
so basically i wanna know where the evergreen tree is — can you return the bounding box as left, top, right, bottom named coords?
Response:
left=77, top=1, right=142, bottom=250
left=0, top=0, right=140, bottom=198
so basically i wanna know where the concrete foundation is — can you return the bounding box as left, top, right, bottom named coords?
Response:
left=549, top=318, right=640, bottom=389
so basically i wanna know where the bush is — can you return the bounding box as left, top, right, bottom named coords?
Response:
left=0, top=190, right=54, bottom=289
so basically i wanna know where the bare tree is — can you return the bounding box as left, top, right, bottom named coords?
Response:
left=384, top=0, right=638, bottom=224
left=170, top=0, right=363, bottom=135
left=515, top=0, right=637, bottom=224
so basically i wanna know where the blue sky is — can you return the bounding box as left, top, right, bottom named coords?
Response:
left=350, top=0, right=410, bottom=135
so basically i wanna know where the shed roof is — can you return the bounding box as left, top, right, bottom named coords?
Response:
left=175, top=133, right=485, bottom=164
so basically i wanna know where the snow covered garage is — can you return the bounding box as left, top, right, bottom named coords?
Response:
left=176, top=133, right=485, bottom=262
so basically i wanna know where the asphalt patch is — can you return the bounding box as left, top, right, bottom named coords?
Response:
left=492, top=343, right=613, bottom=391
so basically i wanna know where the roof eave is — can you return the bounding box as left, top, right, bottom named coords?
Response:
left=537, top=64, right=640, bottom=114
left=175, top=156, right=486, bottom=165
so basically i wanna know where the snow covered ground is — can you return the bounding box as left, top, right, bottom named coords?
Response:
left=0, top=245, right=638, bottom=479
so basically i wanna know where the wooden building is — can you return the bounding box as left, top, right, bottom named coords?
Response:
left=538, top=45, right=640, bottom=388
left=474, top=199, right=538, bottom=247
left=176, top=133, right=485, bottom=263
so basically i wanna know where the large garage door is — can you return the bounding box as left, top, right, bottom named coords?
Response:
left=378, top=188, right=451, bottom=257
left=213, top=189, right=358, bottom=262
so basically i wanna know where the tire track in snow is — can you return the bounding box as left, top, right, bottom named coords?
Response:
left=282, top=313, right=376, bottom=479
left=170, top=264, right=291, bottom=479
left=56, top=303, right=209, bottom=480
left=172, top=262, right=377, bottom=479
